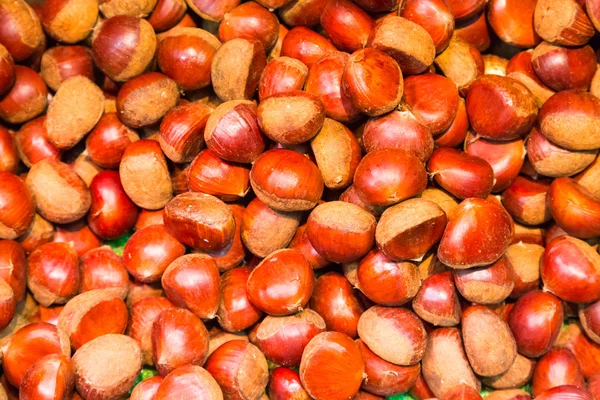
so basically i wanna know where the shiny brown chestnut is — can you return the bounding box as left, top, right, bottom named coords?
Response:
left=506, top=51, right=555, bottom=107
left=0, top=66, right=47, bottom=125
left=533, top=0, right=594, bottom=46
left=219, top=2, right=279, bottom=51
left=501, top=176, right=552, bottom=226
left=531, top=42, right=596, bottom=92
left=280, top=26, right=337, bottom=69
left=487, top=0, right=540, bottom=47
left=547, top=177, right=600, bottom=239
left=399, top=0, right=454, bottom=54
left=86, top=113, right=140, bottom=169
left=258, top=57, right=308, bottom=102
left=321, top=0, right=373, bottom=53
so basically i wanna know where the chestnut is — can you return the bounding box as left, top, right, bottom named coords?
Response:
left=0, top=0, right=44, bottom=61
left=535, top=386, right=594, bottom=400
left=0, top=124, right=17, bottom=174
left=526, top=126, right=597, bottom=178
left=501, top=176, right=552, bottom=226
left=532, top=348, right=585, bottom=397
left=204, top=100, right=266, bottom=164
left=39, top=46, right=94, bottom=92
left=130, top=376, right=162, bottom=400
left=343, top=48, right=403, bottom=117
left=280, top=27, right=336, bottom=69
left=26, top=159, right=91, bottom=224
left=151, top=307, right=209, bottom=376
left=555, top=322, right=600, bottom=380
left=531, top=42, right=596, bottom=92
left=356, top=249, right=420, bottom=306
left=413, top=271, right=461, bottom=326
left=356, top=339, right=420, bottom=397
left=367, top=16, right=436, bottom=75
left=119, top=140, right=173, bottom=210
left=247, top=249, right=314, bottom=316
left=3, top=322, right=71, bottom=388
left=123, top=224, right=185, bottom=283
left=255, top=309, right=326, bottom=367
left=41, top=0, right=98, bottom=43
left=117, top=72, right=180, bottom=128
left=466, top=75, right=538, bottom=141
left=80, top=246, right=129, bottom=294
left=427, top=147, right=494, bottom=199
left=259, top=57, right=308, bottom=102
left=462, top=305, right=517, bottom=377
left=376, top=198, right=447, bottom=262
left=161, top=254, right=220, bottom=319
left=257, top=90, right=325, bottom=145
left=445, top=0, right=486, bottom=21
left=508, top=290, right=563, bottom=358
left=422, top=327, right=480, bottom=398
left=147, top=0, right=187, bottom=32
left=541, top=236, right=600, bottom=303
left=99, top=0, right=158, bottom=18
left=72, top=334, right=142, bottom=400
left=86, top=113, right=140, bottom=169
left=250, top=149, right=324, bottom=212
left=0, top=172, right=35, bottom=240
left=163, top=192, right=236, bottom=251
left=157, top=27, right=221, bottom=92
left=538, top=91, right=600, bottom=151
left=210, top=38, right=266, bottom=102
left=310, top=272, right=364, bottom=338
left=185, top=0, right=240, bottom=22
left=205, top=340, right=268, bottom=399
left=354, top=149, right=427, bottom=207
left=187, top=149, right=249, bottom=202
left=454, top=11, right=491, bottom=52
left=299, top=332, right=364, bottom=400
left=321, top=0, right=374, bottom=53
left=199, top=203, right=246, bottom=272
left=487, top=0, right=540, bottom=47
left=434, top=35, right=484, bottom=94
left=241, top=197, right=301, bottom=258
left=506, top=51, right=555, bottom=108
left=127, top=296, right=175, bottom=365
left=505, top=242, right=543, bottom=298
left=437, top=197, right=514, bottom=269
left=20, top=354, right=75, bottom=400
left=217, top=266, right=262, bottom=332
left=268, top=368, right=310, bottom=400
left=306, top=201, right=376, bottom=264
left=533, top=0, right=594, bottom=46
left=219, top=2, right=280, bottom=51
left=362, top=105, right=434, bottom=163
left=464, top=133, right=525, bottom=193
left=547, top=178, right=600, bottom=239
left=403, top=73, right=459, bottom=136
left=579, top=299, right=600, bottom=345
left=278, top=0, right=329, bottom=27
left=483, top=353, right=536, bottom=390
left=53, top=220, right=102, bottom=258
left=155, top=365, right=222, bottom=400
left=399, top=0, right=454, bottom=54
left=91, top=16, right=157, bottom=82
left=0, top=66, right=47, bottom=125
left=435, top=98, right=470, bottom=147
left=453, top=255, right=515, bottom=305
left=358, top=306, right=427, bottom=366
left=57, top=288, right=129, bottom=350
left=18, top=213, right=55, bottom=254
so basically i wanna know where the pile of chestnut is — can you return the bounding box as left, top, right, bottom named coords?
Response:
left=1, top=0, right=600, bottom=399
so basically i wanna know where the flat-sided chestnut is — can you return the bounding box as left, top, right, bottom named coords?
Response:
left=304, top=51, right=361, bottom=123
left=123, top=224, right=185, bottom=283
left=0, top=172, right=35, bottom=240
left=453, top=255, right=515, bottom=304
left=163, top=192, right=236, bottom=251
left=91, top=16, right=157, bottom=82
left=413, top=271, right=461, bottom=326
left=438, top=197, right=514, bottom=269
left=508, top=290, right=563, bottom=358
left=162, top=254, right=220, bottom=319
left=299, top=332, right=364, bottom=400
left=247, top=249, right=314, bottom=316
left=501, top=176, right=552, bottom=225
left=157, top=27, right=221, bottom=92
left=354, top=149, right=427, bottom=207
left=342, top=48, right=403, bottom=117
left=250, top=149, right=324, bottom=212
